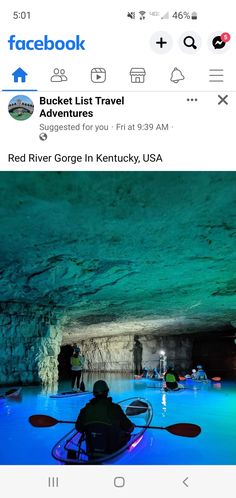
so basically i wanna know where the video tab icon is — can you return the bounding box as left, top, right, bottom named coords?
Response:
left=91, top=67, right=106, bottom=83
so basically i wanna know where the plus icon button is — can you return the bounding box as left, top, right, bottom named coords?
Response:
left=156, top=37, right=167, bottom=48
left=150, top=32, right=173, bottom=53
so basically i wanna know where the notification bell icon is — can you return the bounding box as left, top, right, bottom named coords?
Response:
left=170, top=67, right=185, bottom=83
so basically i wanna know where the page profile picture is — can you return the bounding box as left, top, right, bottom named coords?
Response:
left=8, top=95, right=34, bottom=121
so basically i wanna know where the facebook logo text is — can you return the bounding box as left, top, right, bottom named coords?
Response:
left=8, top=35, right=85, bottom=51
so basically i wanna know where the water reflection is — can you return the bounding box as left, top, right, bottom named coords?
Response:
left=161, top=392, right=167, bottom=418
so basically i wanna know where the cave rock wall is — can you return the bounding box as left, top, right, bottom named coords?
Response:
left=80, top=334, right=193, bottom=372
left=0, top=304, right=62, bottom=386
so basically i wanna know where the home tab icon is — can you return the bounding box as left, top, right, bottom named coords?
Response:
left=130, top=68, right=146, bottom=83
left=12, top=67, right=28, bottom=83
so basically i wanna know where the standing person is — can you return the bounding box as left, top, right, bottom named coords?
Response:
left=70, top=348, right=85, bottom=390
left=72, top=343, right=80, bottom=354
left=151, top=367, right=161, bottom=380
left=133, top=336, right=143, bottom=375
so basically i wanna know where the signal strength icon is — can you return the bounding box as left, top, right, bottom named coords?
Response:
left=161, top=12, right=169, bottom=19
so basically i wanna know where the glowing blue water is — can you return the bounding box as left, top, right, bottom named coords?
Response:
left=0, top=374, right=236, bottom=465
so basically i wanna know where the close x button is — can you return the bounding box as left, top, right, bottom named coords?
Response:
left=218, top=94, right=229, bottom=105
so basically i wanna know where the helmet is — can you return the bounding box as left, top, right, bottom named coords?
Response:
left=93, top=380, right=109, bottom=395
left=192, top=369, right=196, bottom=373
left=197, top=365, right=202, bottom=369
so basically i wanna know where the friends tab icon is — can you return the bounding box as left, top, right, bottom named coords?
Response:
left=50, top=68, right=68, bottom=82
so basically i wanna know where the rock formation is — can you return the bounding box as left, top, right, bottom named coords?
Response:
left=79, top=334, right=193, bottom=373
left=0, top=303, right=61, bottom=385
left=0, top=172, right=236, bottom=384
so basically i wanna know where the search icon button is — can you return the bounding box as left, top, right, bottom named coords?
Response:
left=180, top=32, right=201, bottom=53
left=184, top=35, right=197, bottom=49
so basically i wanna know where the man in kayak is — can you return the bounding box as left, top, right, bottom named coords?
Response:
left=164, top=366, right=181, bottom=390
left=142, top=367, right=148, bottom=378
left=70, top=348, right=85, bottom=390
left=75, top=380, right=135, bottom=454
left=195, top=365, right=208, bottom=381
left=191, top=368, right=198, bottom=380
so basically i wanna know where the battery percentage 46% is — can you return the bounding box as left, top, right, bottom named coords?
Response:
left=172, top=11, right=190, bottom=19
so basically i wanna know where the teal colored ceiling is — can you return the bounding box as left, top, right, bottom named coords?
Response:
left=0, top=172, right=236, bottom=336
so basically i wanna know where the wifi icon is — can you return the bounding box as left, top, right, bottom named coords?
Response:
left=139, top=11, right=146, bottom=20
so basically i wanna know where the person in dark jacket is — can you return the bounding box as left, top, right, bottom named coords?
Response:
left=75, top=380, right=135, bottom=454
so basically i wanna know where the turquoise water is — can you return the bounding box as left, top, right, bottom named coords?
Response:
left=0, top=373, right=236, bottom=465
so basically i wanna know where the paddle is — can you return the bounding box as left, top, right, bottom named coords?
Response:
left=29, top=415, right=74, bottom=427
left=29, top=415, right=201, bottom=437
left=80, top=372, right=85, bottom=392
left=135, top=423, right=201, bottom=438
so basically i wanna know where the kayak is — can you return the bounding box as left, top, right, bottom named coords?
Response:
left=185, top=378, right=211, bottom=385
left=0, top=387, right=22, bottom=400
left=134, top=375, right=162, bottom=382
left=52, top=397, right=153, bottom=465
left=50, top=391, right=92, bottom=399
left=185, top=377, right=221, bottom=383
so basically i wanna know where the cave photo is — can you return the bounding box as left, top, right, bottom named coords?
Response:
left=0, top=171, right=236, bottom=465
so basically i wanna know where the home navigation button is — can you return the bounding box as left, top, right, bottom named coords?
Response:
left=114, top=476, right=125, bottom=488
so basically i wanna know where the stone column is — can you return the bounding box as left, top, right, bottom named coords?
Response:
left=0, top=303, right=62, bottom=386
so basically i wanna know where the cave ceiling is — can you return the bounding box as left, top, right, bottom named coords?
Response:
left=1, top=171, right=236, bottom=338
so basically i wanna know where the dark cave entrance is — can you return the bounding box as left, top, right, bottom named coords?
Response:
left=58, top=344, right=74, bottom=381
left=192, top=329, right=236, bottom=379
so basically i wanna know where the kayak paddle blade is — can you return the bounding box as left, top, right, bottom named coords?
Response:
left=29, top=415, right=58, bottom=427
left=135, top=422, right=201, bottom=437
left=166, top=423, right=201, bottom=438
